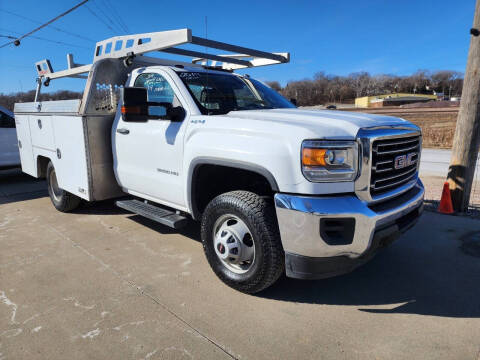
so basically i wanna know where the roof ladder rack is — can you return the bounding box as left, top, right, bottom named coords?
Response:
left=33, top=28, right=289, bottom=82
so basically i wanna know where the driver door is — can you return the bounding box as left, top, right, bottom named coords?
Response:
left=113, top=71, right=188, bottom=209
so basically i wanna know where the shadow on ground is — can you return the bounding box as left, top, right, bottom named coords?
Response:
left=73, top=199, right=132, bottom=216
left=259, top=229, right=480, bottom=319
left=0, top=168, right=47, bottom=204
left=8, top=171, right=475, bottom=321
left=126, top=210, right=480, bottom=319
left=129, top=215, right=202, bottom=242
left=75, top=202, right=200, bottom=243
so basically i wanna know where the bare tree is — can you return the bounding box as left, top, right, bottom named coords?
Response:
left=265, top=81, right=281, bottom=91
left=2, top=70, right=464, bottom=111
left=274, top=69, right=464, bottom=106
left=0, top=90, right=83, bottom=112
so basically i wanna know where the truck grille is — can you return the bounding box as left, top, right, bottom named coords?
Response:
left=370, top=135, right=420, bottom=196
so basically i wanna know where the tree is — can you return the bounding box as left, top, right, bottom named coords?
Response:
left=2, top=70, right=465, bottom=111
left=0, top=90, right=83, bottom=111
left=265, top=81, right=281, bottom=92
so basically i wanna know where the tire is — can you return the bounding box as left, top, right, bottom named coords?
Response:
left=46, top=161, right=81, bottom=212
left=201, top=191, right=284, bottom=294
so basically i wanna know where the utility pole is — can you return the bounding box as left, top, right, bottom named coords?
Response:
left=447, top=0, right=480, bottom=212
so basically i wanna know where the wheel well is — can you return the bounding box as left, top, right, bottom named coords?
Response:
left=191, top=164, right=275, bottom=219
left=36, top=156, right=51, bottom=178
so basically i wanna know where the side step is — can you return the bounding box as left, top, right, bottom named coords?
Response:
left=116, top=199, right=188, bottom=229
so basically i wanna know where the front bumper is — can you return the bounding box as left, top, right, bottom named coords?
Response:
left=274, top=178, right=424, bottom=279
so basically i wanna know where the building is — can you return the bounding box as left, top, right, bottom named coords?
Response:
left=355, top=93, right=438, bottom=108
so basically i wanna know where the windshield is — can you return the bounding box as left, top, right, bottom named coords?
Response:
left=177, top=71, right=295, bottom=115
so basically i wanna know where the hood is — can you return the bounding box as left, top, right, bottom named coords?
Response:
left=225, top=108, right=414, bottom=138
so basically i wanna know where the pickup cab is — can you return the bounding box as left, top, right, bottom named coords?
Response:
left=14, top=29, right=424, bottom=293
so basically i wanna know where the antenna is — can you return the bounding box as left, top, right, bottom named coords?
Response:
left=205, top=16, right=211, bottom=113
left=205, top=16, right=208, bottom=66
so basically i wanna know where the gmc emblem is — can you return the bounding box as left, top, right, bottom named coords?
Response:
left=394, top=153, right=416, bottom=170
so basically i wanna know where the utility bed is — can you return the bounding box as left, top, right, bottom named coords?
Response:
left=14, top=99, right=123, bottom=201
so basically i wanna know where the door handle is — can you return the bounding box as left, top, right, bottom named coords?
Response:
left=117, top=128, right=130, bottom=135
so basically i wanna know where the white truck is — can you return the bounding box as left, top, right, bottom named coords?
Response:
left=15, top=29, right=424, bottom=293
left=0, top=105, right=20, bottom=169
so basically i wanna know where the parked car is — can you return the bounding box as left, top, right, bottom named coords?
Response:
left=0, top=105, right=20, bottom=169
left=15, top=29, right=424, bottom=293
left=326, top=104, right=337, bottom=109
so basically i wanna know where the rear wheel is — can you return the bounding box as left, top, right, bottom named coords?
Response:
left=201, top=191, right=284, bottom=294
left=46, top=161, right=81, bottom=212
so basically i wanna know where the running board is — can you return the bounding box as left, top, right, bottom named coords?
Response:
left=116, top=199, right=188, bottom=229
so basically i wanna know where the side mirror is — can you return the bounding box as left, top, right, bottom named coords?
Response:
left=121, top=87, right=148, bottom=122
left=290, top=98, right=297, bottom=106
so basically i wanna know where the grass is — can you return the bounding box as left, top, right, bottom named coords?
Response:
left=347, top=107, right=459, bottom=149
left=397, top=111, right=457, bottom=148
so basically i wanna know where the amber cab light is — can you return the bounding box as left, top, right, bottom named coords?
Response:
left=121, top=105, right=144, bottom=114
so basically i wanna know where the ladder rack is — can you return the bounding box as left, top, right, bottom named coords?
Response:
left=34, top=28, right=289, bottom=81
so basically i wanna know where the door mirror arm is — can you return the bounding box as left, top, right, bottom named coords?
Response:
left=147, top=102, right=185, bottom=122
left=167, top=106, right=185, bottom=122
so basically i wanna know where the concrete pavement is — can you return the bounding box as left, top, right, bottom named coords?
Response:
left=1, top=171, right=479, bottom=359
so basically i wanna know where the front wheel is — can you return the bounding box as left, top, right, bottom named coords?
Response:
left=46, top=161, right=81, bottom=212
left=201, top=191, right=284, bottom=294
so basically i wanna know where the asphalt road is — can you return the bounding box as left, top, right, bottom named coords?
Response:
left=420, top=148, right=480, bottom=178
left=1, top=170, right=480, bottom=360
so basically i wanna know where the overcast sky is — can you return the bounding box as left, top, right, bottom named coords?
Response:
left=0, top=0, right=476, bottom=93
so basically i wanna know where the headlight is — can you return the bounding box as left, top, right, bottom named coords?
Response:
left=301, top=140, right=358, bottom=182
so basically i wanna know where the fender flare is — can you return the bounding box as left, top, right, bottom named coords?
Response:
left=187, top=157, right=279, bottom=220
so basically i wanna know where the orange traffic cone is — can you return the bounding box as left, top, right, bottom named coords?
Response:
left=438, top=182, right=454, bottom=214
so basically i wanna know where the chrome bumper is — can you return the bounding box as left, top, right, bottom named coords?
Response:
left=274, top=178, right=424, bottom=259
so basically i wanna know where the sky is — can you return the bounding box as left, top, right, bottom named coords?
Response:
left=0, top=0, right=476, bottom=94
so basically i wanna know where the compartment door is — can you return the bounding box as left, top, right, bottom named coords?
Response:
left=51, top=116, right=90, bottom=200
left=29, top=115, right=55, bottom=151
left=15, top=115, right=35, bottom=175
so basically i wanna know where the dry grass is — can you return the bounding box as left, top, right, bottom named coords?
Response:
left=398, top=111, right=457, bottom=148
left=420, top=126, right=455, bottom=148
left=347, top=107, right=459, bottom=149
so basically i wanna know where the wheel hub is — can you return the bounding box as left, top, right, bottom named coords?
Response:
left=213, top=215, right=255, bottom=274
left=214, top=229, right=243, bottom=263
left=49, top=168, right=63, bottom=201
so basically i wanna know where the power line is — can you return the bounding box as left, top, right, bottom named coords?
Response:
left=101, top=0, right=130, bottom=33
left=102, top=1, right=128, bottom=34
left=85, top=4, right=117, bottom=34
left=91, top=0, right=124, bottom=34
left=0, top=0, right=90, bottom=49
left=108, top=1, right=130, bottom=33
left=0, top=28, right=90, bottom=49
left=96, top=0, right=126, bottom=33
left=0, top=9, right=95, bottom=43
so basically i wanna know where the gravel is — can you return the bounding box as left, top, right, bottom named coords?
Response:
left=421, top=174, right=480, bottom=217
